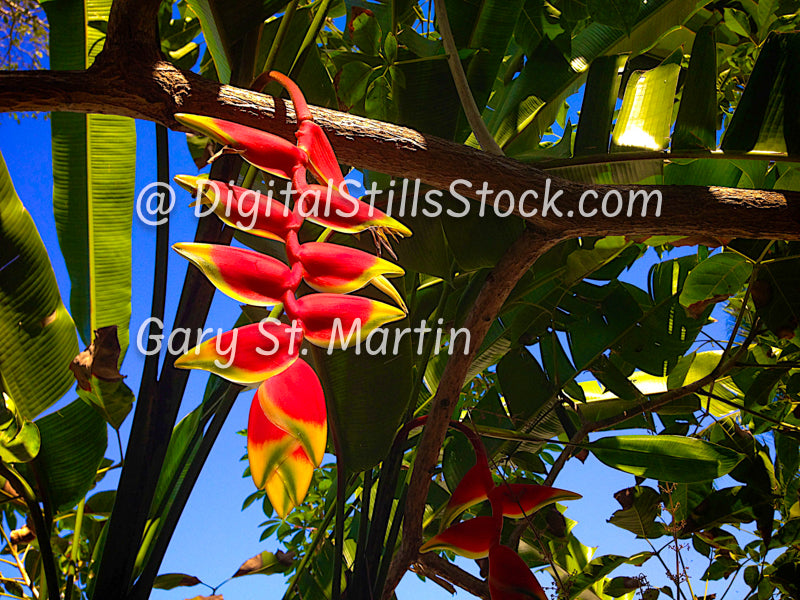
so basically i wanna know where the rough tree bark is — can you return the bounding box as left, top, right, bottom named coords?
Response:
left=2, top=64, right=799, bottom=242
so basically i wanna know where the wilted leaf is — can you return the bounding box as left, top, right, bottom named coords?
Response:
left=153, top=573, right=203, bottom=590
left=186, top=133, right=215, bottom=169
left=604, top=576, right=643, bottom=597
left=9, top=524, right=35, bottom=546
left=232, top=550, right=294, bottom=577
left=69, top=326, right=133, bottom=428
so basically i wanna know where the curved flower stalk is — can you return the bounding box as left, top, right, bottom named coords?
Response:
left=171, top=72, right=411, bottom=518
left=418, top=421, right=581, bottom=600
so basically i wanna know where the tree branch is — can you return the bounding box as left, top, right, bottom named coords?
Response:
left=104, top=0, right=162, bottom=63
left=381, top=228, right=562, bottom=598
left=416, top=552, right=491, bottom=599
left=1, top=65, right=799, bottom=241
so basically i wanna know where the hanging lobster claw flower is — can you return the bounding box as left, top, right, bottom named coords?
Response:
left=288, top=293, right=406, bottom=348
left=418, top=516, right=501, bottom=559
left=254, top=359, right=327, bottom=466
left=490, top=484, right=582, bottom=520
left=174, top=175, right=299, bottom=242
left=488, top=544, right=548, bottom=600
left=173, top=242, right=295, bottom=306
left=296, top=184, right=412, bottom=239
left=247, top=394, right=315, bottom=519
left=175, top=114, right=306, bottom=181
left=294, top=242, right=406, bottom=311
left=441, top=459, right=495, bottom=528
left=267, top=71, right=349, bottom=194
left=174, top=320, right=303, bottom=384
left=489, top=484, right=582, bottom=520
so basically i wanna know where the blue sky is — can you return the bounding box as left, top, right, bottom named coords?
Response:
left=0, top=97, right=753, bottom=600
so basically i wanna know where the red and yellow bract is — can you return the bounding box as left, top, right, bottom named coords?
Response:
left=247, top=360, right=325, bottom=518
left=488, top=544, right=548, bottom=600
left=419, top=421, right=581, bottom=600
left=174, top=174, right=300, bottom=242
left=175, top=114, right=307, bottom=181
left=173, top=242, right=295, bottom=306
left=418, top=516, right=501, bottom=559
left=174, top=321, right=302, bottom=385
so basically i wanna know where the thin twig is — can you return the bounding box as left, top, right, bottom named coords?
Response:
left=416, top=553, right=490, bottom=599
left=0, top=523, right=37, bottom=599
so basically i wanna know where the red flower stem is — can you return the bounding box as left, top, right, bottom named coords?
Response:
left=447, top=420, right=489, bottom=466
left=292, top=166, right=309, bottom=218
left=285, top=230, right=302, bottom=266
left=268, top=70, right=312, bottom=122
left=391, top=417, right=490, bottom=469
left=282, top=289, right=301, bottom=319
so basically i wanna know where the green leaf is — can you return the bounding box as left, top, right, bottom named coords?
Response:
left=44, top=0, right=137, bottom=357
left=184, top=0, right=233, bottom=83
left=567, top=552, right=652, bottom=598
left=311, top=318, right=414, bottom=472
left=721, top=32, right=800, bottom=154
left=337, top=61, right=374, bottom=110
left=445, top=0, right=525, bottom=142
left=440, top=198, right=525, bottom=272
left=495, top=0, right=696, bottom=149
left=497, top=347, right=553, bottom=424
left=513, top=0, right=543, bottom=56
left=351, top=10, right=381, bottom=55
left=611, top=56, right=681, bottom=151
left=679, top=252, right=753, bottom=315
left=589, top=435, right=745, bottom=483
left=587, top=0, right=641, bottom=32
left=723, top=8, right=751, bottom=38
left=0, top=149, right=79, bottom=418
left=608, top=486, right=665, bottom=538
left=0, top=393, right=40, bottom=463
left=567, top=281, right=644, bottom=370
left=574, top=55, right=628, bottom=156
left=77, top=377, right=134, bottom=430
left=33, top=398, right=108, bottom=510
left=672, top=26, right=717, bottom=151
left=604, top=576, right=644, bottom=598
left=255, top=4, right=337, bottom=108
left=384, top=32, right=397, bottom=63
left=365, top=75, right=397, bottom=121
left=752, top=256, right=800, bottom=338
left=614, top=256, right=710, bottom=376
